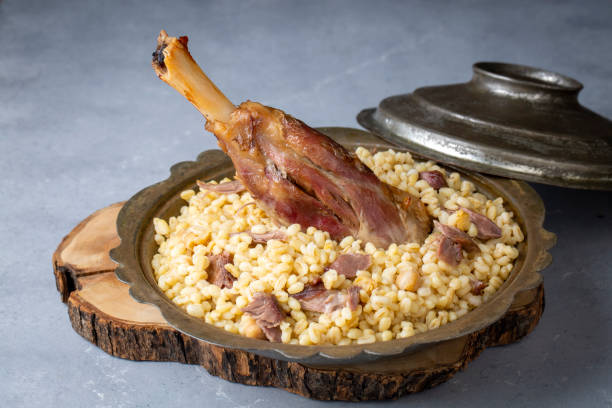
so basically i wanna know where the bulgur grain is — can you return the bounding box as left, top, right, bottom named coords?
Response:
left=151, top=148, right=523, bottom=345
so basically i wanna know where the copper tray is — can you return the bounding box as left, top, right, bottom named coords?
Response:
left=110, top=127, right=555, bottom=366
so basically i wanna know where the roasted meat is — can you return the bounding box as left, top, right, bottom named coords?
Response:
left=460, top=207, right=502, bottom=240
left=434, top=221, right=479, bottom=253
left=470, top=279, right=487, bottom=295
left=438, top=235, right=464, bottom=266
left=291, top=282, right=361, bottom=314
left=152, top=30, right=431, bottom=248
left=242, top=292, right=285, bottom=342
left=434, top=221, right=479, bottom=266
left=419, top=171, right=447, bottom=189
left=325, top=253, right=371, bottom=279
left=206, top=252, right=235, bottom=289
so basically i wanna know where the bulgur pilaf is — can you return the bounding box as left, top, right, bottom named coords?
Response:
left=151, top=148, right=524, bottom=345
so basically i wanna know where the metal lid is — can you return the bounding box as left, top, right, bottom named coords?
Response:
left=357, top=62, right=612, bottom=190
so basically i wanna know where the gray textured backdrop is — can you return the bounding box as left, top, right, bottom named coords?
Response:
left=1, top=0, right=611, bottom=407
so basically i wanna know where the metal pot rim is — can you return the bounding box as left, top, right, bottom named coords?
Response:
left=110, top=127, right=555, bottom=366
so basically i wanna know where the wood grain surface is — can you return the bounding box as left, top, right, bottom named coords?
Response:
left=53, top=204, right=544, bottom=401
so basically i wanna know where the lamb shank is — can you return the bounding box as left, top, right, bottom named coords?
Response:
left=152, top=30, right=431, bottom=248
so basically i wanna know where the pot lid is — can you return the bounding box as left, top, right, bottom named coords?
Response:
left=357, top=62, right=612, bottom=190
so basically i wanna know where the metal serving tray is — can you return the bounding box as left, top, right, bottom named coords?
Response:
left=110, top=127, right=555, bottom=366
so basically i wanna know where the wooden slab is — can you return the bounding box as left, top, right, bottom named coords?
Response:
left=53, top=204, right=545, bottom=401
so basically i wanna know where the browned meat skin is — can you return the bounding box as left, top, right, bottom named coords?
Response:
left=214, top=102, right=432, bottom=247
left=291, top=282, right=361, bottom=313
left=210, top=103, right=354, bottom=242
left=471, top=279, right=487, bottom=295
left=151, top=32, right=432, bottom=248
left=460, top=207, right=502, bottom=240
left=325, top=253, right=371, bottom=279
left=242, top=292, right=285, bottom=342
left=438, top=235, right=463, bottom=266
left=419, top=171, right=447, bottom=189
left=206, top=252, right=235, bottom=289
left=197, top=179, right=245, bottom=194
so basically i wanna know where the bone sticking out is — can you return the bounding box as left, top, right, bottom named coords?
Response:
left=152, top=32, right=432, bottom=248
left=152, top=30, right=235, bottom=124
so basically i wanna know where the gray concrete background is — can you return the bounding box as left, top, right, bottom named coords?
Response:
left=1, top=0, right=611, bottom=406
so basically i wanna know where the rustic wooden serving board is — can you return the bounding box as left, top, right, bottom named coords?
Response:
left=53, top=203, right=544, bottom=401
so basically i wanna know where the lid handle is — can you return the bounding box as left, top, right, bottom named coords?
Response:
left=471, top=62, right=583, bottom=103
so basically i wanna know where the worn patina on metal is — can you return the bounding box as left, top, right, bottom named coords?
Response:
left=358, top=62, right=612, bottom=190
left=111, top=127, right=555, bottom=366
